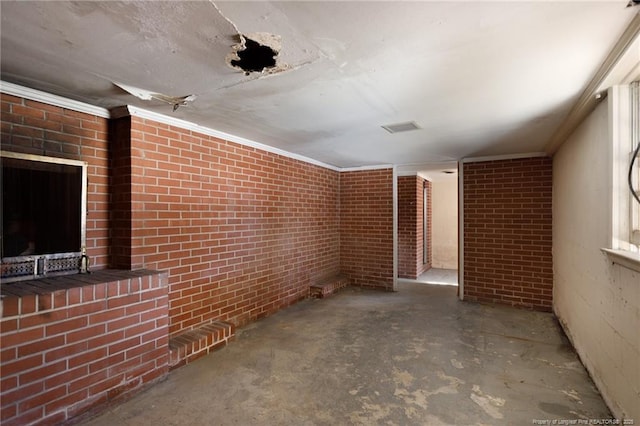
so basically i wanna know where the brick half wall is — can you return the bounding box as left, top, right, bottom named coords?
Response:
left=0, top=270, right=169, bottom=426
left=463, top=157, right=553, bottom=310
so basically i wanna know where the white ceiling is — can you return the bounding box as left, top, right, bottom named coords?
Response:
left=1, top=1, right=638, bottom=173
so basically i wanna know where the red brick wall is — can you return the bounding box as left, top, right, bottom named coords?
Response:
left=340, top=168, right=394, bottom=290
left=0, top=271, right=168, bottom=426
left=398, top=176, right=431, bottom=279
left=109, top=116, right=133, bottom=269
left=125, top=116, right=341, bottom=335
left=463, top=157, right=553, bottom=310
left=0, top=94, right=110, bottom=268
left=398, top=176, right=416, bottom=278
left=0, top=93, right=398, bottom=422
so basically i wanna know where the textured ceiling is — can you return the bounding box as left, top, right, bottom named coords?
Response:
left=1, top=1, right=638, bottom=172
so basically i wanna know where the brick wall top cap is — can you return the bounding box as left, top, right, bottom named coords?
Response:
left=1, top=269, right=165, bottom=298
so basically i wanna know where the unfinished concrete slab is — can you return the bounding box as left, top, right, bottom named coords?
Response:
left=80, top=282, right=610, bottom=425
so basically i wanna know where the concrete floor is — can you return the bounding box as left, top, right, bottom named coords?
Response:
left=414, top=268, right=459, bottom=286
left=80, top=282, right=610, bottom=426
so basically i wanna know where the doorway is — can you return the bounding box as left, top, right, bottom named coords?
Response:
left=396, top=166, right=459, bottom=288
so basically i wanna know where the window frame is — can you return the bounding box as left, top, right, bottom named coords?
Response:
left=602, top=83, right=640, bottom=272
left=630, top=81, right=640, bottom=246
left=1, top=150, right=88, bottom=282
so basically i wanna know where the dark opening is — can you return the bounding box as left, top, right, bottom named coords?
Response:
left=230, top=38, right=277, bottom=74
left=2, top=157, right=82, bottom=257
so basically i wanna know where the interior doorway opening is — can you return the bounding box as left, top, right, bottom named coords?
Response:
left=396, top=164, right=459, bottom=288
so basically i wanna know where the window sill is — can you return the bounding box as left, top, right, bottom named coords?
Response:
left=601, top=248, right=640, bottom=273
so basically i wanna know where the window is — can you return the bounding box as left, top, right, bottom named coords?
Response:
left=604, top=82, right=640, bottom=272
left=630, top=81, right=640, bottom=246
left=1, top=151, right=87, bottom=282
left=598, top=82, right=640, bottom=271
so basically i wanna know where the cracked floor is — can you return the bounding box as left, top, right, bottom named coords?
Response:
left=80, top=282, right=610, bottom=425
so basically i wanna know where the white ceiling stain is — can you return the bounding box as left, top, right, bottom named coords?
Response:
left=0, top=1, right=638, bottom=172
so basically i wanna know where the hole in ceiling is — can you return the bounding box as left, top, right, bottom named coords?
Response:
left=443, top=170, right=456, bottom=174
left=230, top=37, right=278, bottom=75
left=382, top=121, right=421, bottom=134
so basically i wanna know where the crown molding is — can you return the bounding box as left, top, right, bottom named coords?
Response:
left=4, top=82, right=415, bottom=175
left=0, top=80, right=110, bottom=118
left=396, top=170, right=419, bottom=177
left=0, top=81, right=340, bottom=172
left=545, top=10, right=640, bottom=155
left=114, top=105, right=341, bottom=172
left=340, top=164, right=394, bottom=172
left=461, top=152, right=548, bottom=164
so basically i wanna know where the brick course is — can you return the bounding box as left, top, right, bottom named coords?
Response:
left=463, top=157, right=553, bottom=310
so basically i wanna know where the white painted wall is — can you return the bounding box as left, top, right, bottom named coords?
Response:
left=553, top=96, right=640, bottom=420
left=431, top=179, right=458, bottom=270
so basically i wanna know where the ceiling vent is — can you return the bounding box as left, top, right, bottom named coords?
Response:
left=381, top=121, right=421, bottom=134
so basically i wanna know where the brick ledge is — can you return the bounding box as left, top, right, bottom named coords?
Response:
left=168, top=320, right=235, bottom=370
left=310, top=274, right=351, bottom=298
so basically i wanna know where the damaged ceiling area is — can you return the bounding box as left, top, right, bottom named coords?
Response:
left=1, top=1, right=638, bottom=171
left=228, top=33, right=284, bottom=75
